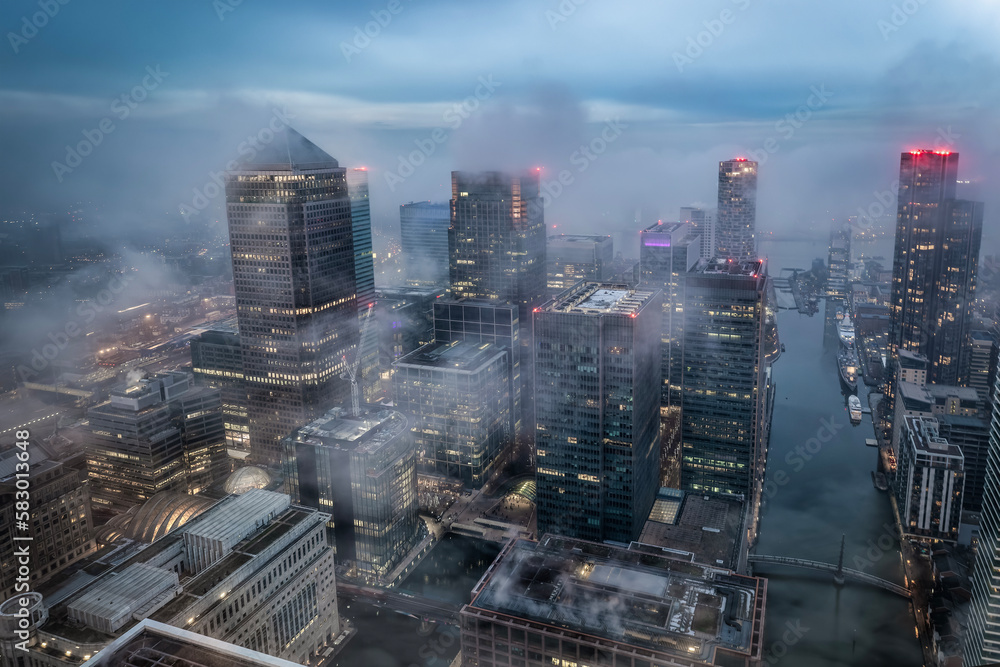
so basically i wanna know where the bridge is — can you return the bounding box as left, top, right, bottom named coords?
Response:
left=337, top=581, right=460, bottom=624
left=749, top=535, right=911, bottom=598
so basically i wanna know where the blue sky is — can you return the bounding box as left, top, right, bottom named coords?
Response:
left=2, top=0, right=998, bottom=249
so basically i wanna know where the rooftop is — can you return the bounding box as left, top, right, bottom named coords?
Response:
left=695, top=257, right=765, bottom=277
left=903, top=416, right=964, bottom=459
left=548, top=234, right=613, bottom=244
left=543, top=283, right=658, bottom=316
left=638, top=492, right=747, bottom=569
left=239, top=126, right=339, bottom=171
left=395, top=340, right=507, bottom=372
left=291, top=407, right=409, bottom=454
left=467, top=536, right=763, bottom=663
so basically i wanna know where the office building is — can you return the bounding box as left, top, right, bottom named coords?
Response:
left=282, top=407, right=423, bottom=584
left=680, top=258, right=768, bottom=500
left=5, top=490, right=339, bottom=666
left=533, top=283, right=662, bottom=543
left=226, top=127, right=357, bottom=467
left=88, top=372, right=229, bottom=513
left=375, top=285, right=445, bottom=401
left=680, top=206, right=714, bottom=260
left=639, top=221, right=702, bottom=406
left=347, top=167, right=380, bottom=405
left=546, top=234, right=613, bottom=295
left=964, top=374, right=1000, bottom=664
left=459, top=536, right=767, bottom=667
left=0, top=444, right=95, bottom=602
left=393, top=340, right=512, bottom=488
left=715, top=159, right=758, bottom=260
left=968, top=330, right=998, bottom=411
left=400, top=201, right=450, bottom=287
left=893, top=416, right=964, bottom=541
left=191, top=327, right=249, bottom=451
left=449, top=170, right=546, bottom=441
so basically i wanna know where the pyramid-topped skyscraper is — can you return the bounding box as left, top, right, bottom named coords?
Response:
left=226, top=126, right=358, bottom=466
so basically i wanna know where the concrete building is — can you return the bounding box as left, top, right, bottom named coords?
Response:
left=893, top=416, right=964, bottom=542
left=281, top=407, right=423, bottom=584
left=546, top=234, right=613, bottom=295
left=393, top=340, right=512, bottom=488
left=0, top=443, right=95, bottom=602
left=459, top=535, right=767, bottom=667
left=400, top=201, right=450, bottom=287
left=680, top=206, right=714, bottom=260
left=715, top=159, right=758, bottom=260
left=680, top=258, right=768, bottom=501
left=3, top=489, right=339, bottom=666
left=533, top=283, right=662, bottom=543
left=639, top=221, right=702, bottom=407
left=226, top=127, right=357, bottom=467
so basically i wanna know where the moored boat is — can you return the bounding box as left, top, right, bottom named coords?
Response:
left=849, top=395, right=862, bottom=423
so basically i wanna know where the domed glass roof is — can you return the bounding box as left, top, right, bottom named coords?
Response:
left=224, top=466, right=272, bottom=495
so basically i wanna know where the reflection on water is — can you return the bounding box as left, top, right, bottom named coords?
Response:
left=400, top=533, right=503, bottom=606
left=757, top=239, right=921, bottom=667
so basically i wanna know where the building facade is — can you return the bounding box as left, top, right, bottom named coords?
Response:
left=533, top=283, right=662, bottom=543
left=400, top=201, right=450, bottom=287
left=545, top=234, right=613, bottom=295
left=893, top=416, right=964, bottom=541
left=393, top=340, right=512, bottom=488
left=715, top=159, right=757, bottom=260
left=191, top=328, right=249, bottom=452
left=680, top=258, right=768, bottom=500
left=680, top=205, right=714, bottom=260
left=226, top=127, right=357, bottom=467
left=281, top=407, right=423, bottom=584
left=346, top=167, right=380, bottom=405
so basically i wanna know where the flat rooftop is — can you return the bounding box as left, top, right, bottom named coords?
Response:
left=903, top=416, right=964, bottom=458
left=544, top=283, right=657, bottom=316
left=292, top=407, right=409, bottom=453
left=467, top=536, right=763, bottom=663
left=395, top=340, right=506, bottom=372
left=697, top=257, right=765, bottom=277
left=638, top=492, right=746, bottom=569
left=548, top=234, right=612, bottom=244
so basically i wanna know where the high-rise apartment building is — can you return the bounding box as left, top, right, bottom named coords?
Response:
left=281, top=407, right=423, bottom=584
left=400, top=201, right=450, bottom=287
left=680, top=258, right=768, bottom=500
left=715, top=159, right=757, bottom=260
left=639, top=221, right=702, bottom=406
left=393, top=340, right=512, bottom=488
left=533, top=283, right=662, bottom=543
left=226, top=128, right=357, bottom=466
left=888, top=150, right=983, bottom=392
left=449, top=171, right=546, bottom=440
left=680, top=206, right=714, bottom=260
left=546, top=234, right=613, bottom=295
left=893, top=415, right=964, bottom=541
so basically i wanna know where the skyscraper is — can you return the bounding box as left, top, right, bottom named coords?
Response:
left=715, top=159, right=758, bottom=260
left=639, top=221, right=702, bottom=406
left=400, top=201, right=450, bottom=287
left=680, top=258, right=768, bottom=500
left=226, top=128, right=357, bottom=467
left=680, top=205, right=714, bottom=260
left=546, top=234, right=613, bottom=295
left=889, top=151, right=982, bottom=386
left=347, top=167, right=380, bottom=404
left=892, top=415, right=964, bottom=541
left=533, top=283, right=662, bottom=543
left=449, top=170, right=546, bottom=444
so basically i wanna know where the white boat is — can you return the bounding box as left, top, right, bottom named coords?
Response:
left=838, top=315, right=855, bottom=349
left=849, top=395, right=862, bottom=423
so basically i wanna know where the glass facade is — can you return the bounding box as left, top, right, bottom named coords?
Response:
left=393, top=340, right=512, bottom=489
left=347, top=168, right=380, bottom=404
left=680, top=258, right=767, bottom=499
left=715, top=159, right=757, bottom=260
left=545, top=234, right=613, bottom=295
left=400, top=200, right=450, bottom=287
left=226, top=128, right=358, bottom=467
left=191, top=328, right=248, bottom=452
left=533, top=283, right=662, bottom=543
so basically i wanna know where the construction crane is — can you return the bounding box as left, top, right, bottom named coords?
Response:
left=342, top=303, right=374, bottom=417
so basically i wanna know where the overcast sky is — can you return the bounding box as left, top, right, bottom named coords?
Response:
left=2, top=0, right=998, bottom=251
